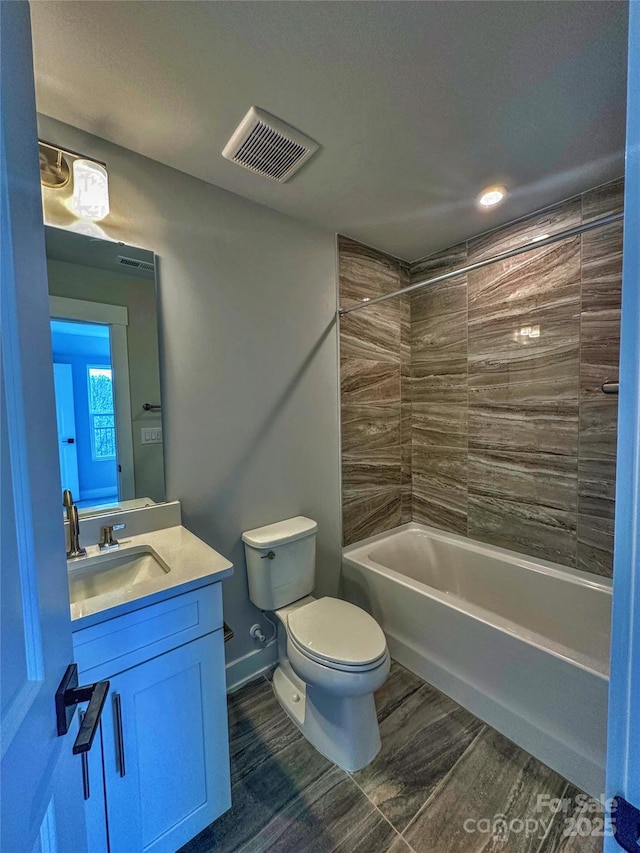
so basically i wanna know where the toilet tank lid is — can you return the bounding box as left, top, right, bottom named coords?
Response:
left=242, top=516, right=318, bottom=548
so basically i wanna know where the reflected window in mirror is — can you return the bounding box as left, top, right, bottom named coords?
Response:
left=45, top=226, right=166, bottom=518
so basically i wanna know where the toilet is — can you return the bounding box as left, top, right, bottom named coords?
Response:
left=242, top=516, right=390, bottom=772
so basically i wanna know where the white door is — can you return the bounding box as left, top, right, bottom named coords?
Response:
left=605, top=1, right=640, bottom=849
left=0, top=4, right=88, bottom=851
left=53, top=363, right=80, bottom=497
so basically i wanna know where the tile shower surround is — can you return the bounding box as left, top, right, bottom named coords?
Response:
left=338, top=179, right=623, bottom=576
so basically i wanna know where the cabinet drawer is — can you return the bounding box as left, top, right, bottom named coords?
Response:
left=73, top=583, right=222, bottom=680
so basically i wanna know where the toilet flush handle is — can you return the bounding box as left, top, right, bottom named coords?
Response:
left=261, top=551, right=276, bottom=560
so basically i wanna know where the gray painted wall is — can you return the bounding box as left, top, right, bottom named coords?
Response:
left=38, top=115, right=342, bottom=681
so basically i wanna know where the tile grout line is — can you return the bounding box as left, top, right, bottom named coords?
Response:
left=532, top=781, right=572, bottom=853
left=346, top=771, right=417, bottom=852
left=399, top=724, right=488, bottom=841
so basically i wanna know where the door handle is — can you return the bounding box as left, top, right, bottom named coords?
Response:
left=113, top=692, right=126, bottom=777
left=63, top=437, right=75, bottom=444
left=78, top=710, right=91, bottom=800
left=55, top=664, right=110, bottom=755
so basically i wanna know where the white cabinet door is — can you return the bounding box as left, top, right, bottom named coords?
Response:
left=0, top=4, right=87, bottom=850
left=102, top=632, right=231, bottom=853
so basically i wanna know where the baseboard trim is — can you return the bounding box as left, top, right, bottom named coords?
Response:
left=225, top=641, right=278, bottom=694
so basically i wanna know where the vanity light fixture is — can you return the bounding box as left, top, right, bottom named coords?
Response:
left=70, top=159, right=110, bottom=221
left=477, top=185, right=507, bottom=208
left=38, top=140, right=110, bottom=221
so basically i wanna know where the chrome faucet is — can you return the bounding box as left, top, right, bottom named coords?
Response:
left=63, top=490, right=86, bottom=559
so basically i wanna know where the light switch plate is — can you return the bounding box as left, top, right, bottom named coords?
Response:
left=141, top=426, right=162, bottom=445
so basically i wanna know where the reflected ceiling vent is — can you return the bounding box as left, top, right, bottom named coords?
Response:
left=117, top=255, right=154, bottom=272
left=222, top=107, right=319, bottom=182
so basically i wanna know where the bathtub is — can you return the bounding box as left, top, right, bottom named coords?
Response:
left=341, top=522, right=612, bottom=797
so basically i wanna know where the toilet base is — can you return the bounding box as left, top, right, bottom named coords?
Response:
left=272, top=661, right=382, bottom=772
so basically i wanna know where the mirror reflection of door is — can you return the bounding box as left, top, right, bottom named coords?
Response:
left=51, top=319, right=119, bottom=508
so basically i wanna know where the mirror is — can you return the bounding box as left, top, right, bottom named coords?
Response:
left=45, top=226, right=166, bottom=517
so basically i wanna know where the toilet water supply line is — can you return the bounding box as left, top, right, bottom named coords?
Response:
left=250, top=613, right=278, bottom=644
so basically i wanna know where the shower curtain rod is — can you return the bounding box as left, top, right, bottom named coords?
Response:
left=338, top=211, right=624, bottom=316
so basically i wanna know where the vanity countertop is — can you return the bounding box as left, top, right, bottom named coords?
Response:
left=68, top=524, right=233, bottom=630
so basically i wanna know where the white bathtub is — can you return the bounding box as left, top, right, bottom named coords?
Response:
left=341, top=522, right=612, bottom=797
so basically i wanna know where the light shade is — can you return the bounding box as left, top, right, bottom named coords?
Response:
left=71, top=159, right=110, bottom=220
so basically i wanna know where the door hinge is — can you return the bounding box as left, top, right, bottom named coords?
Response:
left=612, top=796, right=640, bottom=852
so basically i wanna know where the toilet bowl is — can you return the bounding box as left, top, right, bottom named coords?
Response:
left=242, top=517, right=390, bottom=771
left=272, top=596, right=390, bottom=770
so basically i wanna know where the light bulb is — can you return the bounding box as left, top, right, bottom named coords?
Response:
left=477, top=185, right=506, bottom=208
left=71, top=159, right=110, bottom=220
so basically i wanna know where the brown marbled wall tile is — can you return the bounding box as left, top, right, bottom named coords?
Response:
left=340, top=303, right=402, bottom=362
left=339, top=236, right=407, bottom=543
left=342, top=447, right=402, bottom=490
left=577, top=189, right=622, bottom=573
left=578, top=457, right=616, bottom=520
left=468, top=494, right=577, bottom=566
left=582, top=177, right=624, bottom=223
left=341, top=403, right=401, bottom=454
left=338, top=235, right=400, bottom=308
left=577, top=514, right=614, bottom=578
left=412, top=446, right=467, bottom=535
left=343, top=487, right=402, bottom=546
left=412, top=402, right=468, bottom=449
left=468, top=450, right=577, bottom=513
left=468, top=379, right=578, bottom=456
left=340, top=359, right=401, bottom=404
left=467, top=237, right=581, bottom=387
left=410, top=242, right=467, bottom=285
left=467, top=196, right=582, bottom=263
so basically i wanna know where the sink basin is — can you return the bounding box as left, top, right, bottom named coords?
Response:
left=68, top=545, right=170, bottom=604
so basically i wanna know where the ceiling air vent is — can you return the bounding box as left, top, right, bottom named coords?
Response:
left=117, top=255, right=155, bottom=272
left=222, top=107, right=319, bottom=182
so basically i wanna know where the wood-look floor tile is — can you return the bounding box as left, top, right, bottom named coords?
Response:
left=226, top=678, right=303, bottom=785
left=468, top=450, right=577, bottom=513
left=403, top=726, right=568, bottom=853
left=353, top=682, right=483, bottom=833
left=243, top=766, right=397, bottom=853
left=341, top=403, right=401, bottom=454
left=577, top=514, right=614, bottom=578
left=468, top=494, right=576, bottom=567
left=341, top=359, right=401, bottom=404
left=536, top=784, right=604, bottom=853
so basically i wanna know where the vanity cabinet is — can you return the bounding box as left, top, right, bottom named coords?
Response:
left=73, top=582, right=231, bottom=853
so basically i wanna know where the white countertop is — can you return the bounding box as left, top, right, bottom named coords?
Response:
left=68, top=524, right=233, bottom=628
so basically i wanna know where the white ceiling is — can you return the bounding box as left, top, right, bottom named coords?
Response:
left=30, top=1, right=628, bottom=261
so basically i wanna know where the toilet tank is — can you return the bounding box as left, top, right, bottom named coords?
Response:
left=242, top=516, right=318, bottom=610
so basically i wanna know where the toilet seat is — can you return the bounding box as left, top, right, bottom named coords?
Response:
left=287, top=597, right=387, bottom=670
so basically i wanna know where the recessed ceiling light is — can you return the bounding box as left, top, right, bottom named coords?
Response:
left=477, top=185, right=506, bottom=208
